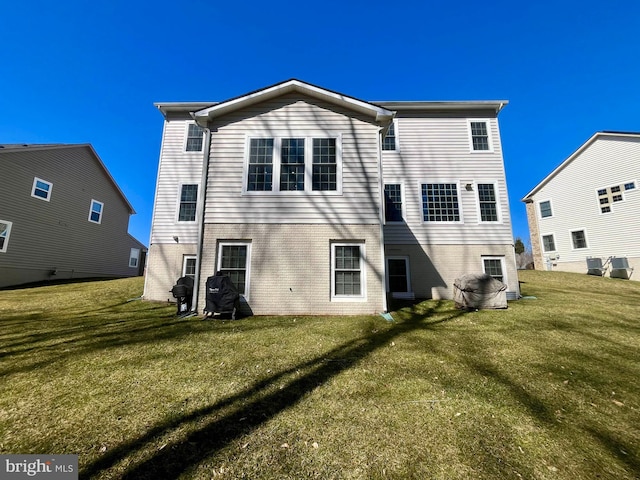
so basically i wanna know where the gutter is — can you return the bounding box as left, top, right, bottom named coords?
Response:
left=377, top=120, right=393, bottom=314
left=191, top=124, right=212, bottom=313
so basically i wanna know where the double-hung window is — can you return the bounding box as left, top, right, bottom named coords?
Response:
left=332, top=243, right=366, bottom=300
left=186, top=124, right=205, bottom=152
left=542, top=234, right=556, bottom=252
left=477, top=183, right=499, bottom=222
left=31, top=177, right=53, bottom=201
left=129, top=248, right=140, bottom=268
left=384, top=184, right=403, bottom=222
left=178, top=184, right=198, bottom=222
left=422, top=183, right=460, bottom=222
left=218, top=242, right=251, bottom=297
left=89, top=200, right=104, bottom=224
left=382, top=122, right=396, bottom=151
left=469, top=120, right=491, bottom=152
left=571, top=230, right=588, bottom=249
left=483, top=257, right=505, bottom=283
left=539, top=200, right=552, bottom=218
left=0, top=220, right=12, bottom=253
left=245, top=136, right=340, bottom=194
left=183, top=255, right=197, bottom=278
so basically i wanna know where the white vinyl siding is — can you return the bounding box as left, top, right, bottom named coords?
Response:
left=526, top=135, right=640, bottom=264
left=382, top=113, right=512, bottom=245
left=205, top=94, right=378, bottom=224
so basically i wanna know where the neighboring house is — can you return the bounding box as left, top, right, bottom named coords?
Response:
left=144, top=79, right=519, bottom=315
left=0, top=144, right=147, bottom=288
left=522, top=131, right=639, bottom=278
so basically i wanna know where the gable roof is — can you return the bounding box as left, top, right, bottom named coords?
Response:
left=0, top=143, right=136, bottom=214
left=192, top=78, right=395, bottom=126
left=521, top=131, right=640, bottom=202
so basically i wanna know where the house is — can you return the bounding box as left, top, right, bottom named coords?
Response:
left=0, top=144, right=147, bottom=288
left=144, top=79, right=519, bottom=315
left=522, top=131, right=640, bottom=279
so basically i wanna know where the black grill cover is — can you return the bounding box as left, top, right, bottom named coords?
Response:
left=204, top=273, right=239, bottom=315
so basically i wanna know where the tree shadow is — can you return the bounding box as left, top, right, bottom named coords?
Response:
left=80, top=301, right=465, bottom=479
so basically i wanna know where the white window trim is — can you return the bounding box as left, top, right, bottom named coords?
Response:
left=419, top=180, right=464, bottom=224
left=383, top=181, right=405, bottom=224
left=385, top=256, right=412, bottom=294
left=473, top=180, right=503, bottom=223
left=467, top=119, right=494, bottom=153
left=176, top=183, right=199, bottom=223
left=242, top=134, right=343, bottom=195
left=182, top=255, right=197, bottom=277
left=88, top=200, right=104, bottom=224
left=217, top=242, right=252, bottom=300
left=482, top=256, right=507, bottom=284
left=129, top=248, right=141, bottom=268
left=569, top=228, right=589, bottom=251
left=538, top=198, right=553, bottom=219
left=331, top=242, right=367, bottom=302
left=0, top=220, right=13, bottom=253
left=184, top=122, right=205, bottom=153
left=31, top=177, right=53, bottom=202
left=541, top=232, right=557, bottom=253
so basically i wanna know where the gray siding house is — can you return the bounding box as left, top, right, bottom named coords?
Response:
left=0, top=144, right=147, bottom=288
left=144, top=80, right=518, bottom=315
left=523, top=131, right=639, bottom=278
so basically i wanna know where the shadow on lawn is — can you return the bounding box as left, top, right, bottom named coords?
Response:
left=80, top=302, right=464, bottom=479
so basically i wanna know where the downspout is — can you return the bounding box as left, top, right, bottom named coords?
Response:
left=191, top=123, right=212, bottom=313
left=377, top=122, right=391, bottom=313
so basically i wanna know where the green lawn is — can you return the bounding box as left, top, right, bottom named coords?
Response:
left=0, top=271, right=638, bottom=479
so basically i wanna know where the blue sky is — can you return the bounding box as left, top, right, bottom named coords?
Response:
left=2, top=0, right=639, bottom=247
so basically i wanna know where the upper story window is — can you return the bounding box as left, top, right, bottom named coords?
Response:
left=88, top=200, right=104, bottom=224
left=422, top=183, right=460, bottom=222
left=245, top=136, right=341, bottom=194
left=539, top=200, right=552, bottom=218
left=384, top=184, right=403, bottom=222
left=624, top=182, right=636, bottom=191
left=477, top=183, right=499, bottom=222
left=468, top=120, right=492, bottom=152
left=178, top=184, right=198, bottom=222
left=382, top=122, right=396, bottom=151
left=598, top=181, right=636, bottom=213
left=31, top=177, right=53, bottom=201
left=186, top=124, right=205, bottom=152
left=0, top=220, right=12, bottom=253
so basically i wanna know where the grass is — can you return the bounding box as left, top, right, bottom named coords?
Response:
left=0, top=271, right=639, bottom=479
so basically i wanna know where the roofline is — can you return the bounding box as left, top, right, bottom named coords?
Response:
left=373, top=100, right=509, bottom=114
left=155, top=102, right=217, bottom=117
left=521, top=131, right=640, bottom=202
left=193, top=79, right=395, bottom=125
left=0, top=143, right=136, bottom=214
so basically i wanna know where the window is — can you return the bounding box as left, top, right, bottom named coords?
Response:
left=31, top=177, right=52, bottom=201
left=542, top=234, right=556, bottom=252
left=280, top=138, right=305, bottom=191
left=384, top=184, right=403, bottom=222
left=186, top=124, right=205, bottom=152
left=539, top=200, right=552, bottom=218
left=483, top=257, right=505, bottom=283
left=183, top=255, right=197, bottom=278
left=422, top=183, right=460, bottom=222
left=0, top=220, right=12, bottom=253
left=611, top=185, right=621, bottom=193
left=386, top=257, right=411, bottom=294
left=571, top=230, right=587, bottom=249
left=129, top=248, right=140, bottom=268
left=601, top=206, right=611, bottom=214
left=178, top=184, right=198, bottom=222
left=382, top=122, right=396, bottom=151
left=247, top=139, right=274, bottom=191
left=332, top=243, right=365, bottom=299
left=612, top=194, right=623, bottom=202
left=469, top=120, right=491, bottom=151
left=312, top=138, right=337, bottom=191
left=89, top=200, right=104, bottom=224
left=624, top=182, right=636, bottom=190
left=218, top=243, right=251, bottom=296
left=477, top=183, right=498, bottom=222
